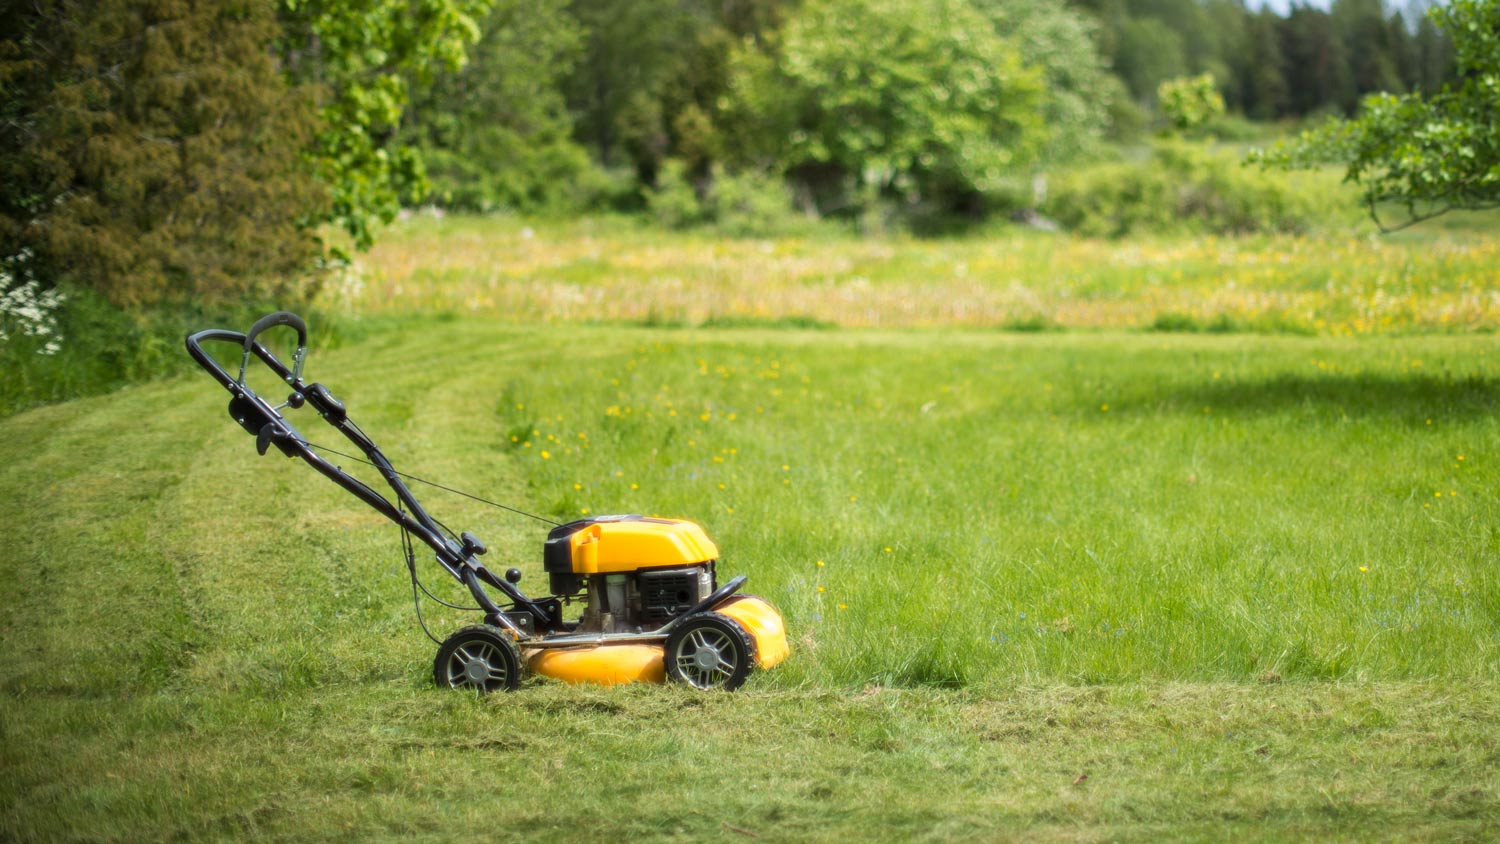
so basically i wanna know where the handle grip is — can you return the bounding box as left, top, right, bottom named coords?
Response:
left=243, top=311, right=307, bottom=354
left=238, top=311, right=308, bottom=387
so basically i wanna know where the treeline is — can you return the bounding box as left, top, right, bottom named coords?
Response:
left=406, top=0, right=1457, bottom=220
left=1084, top=0, right=1456, bottom=119
left=0, top=0, right=1457, bottom=311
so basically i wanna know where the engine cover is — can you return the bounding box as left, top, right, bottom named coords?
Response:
left=545, top=515, right=719, bottom=594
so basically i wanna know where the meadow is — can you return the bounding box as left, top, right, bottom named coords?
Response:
left=3, top=217, right=1499, bottom=841
left=340, top=213, right=1500, bottom=335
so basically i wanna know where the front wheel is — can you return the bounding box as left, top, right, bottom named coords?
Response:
left=664, top=613, right=756, bottom=690
left=434, top=625, right=523, bottom=694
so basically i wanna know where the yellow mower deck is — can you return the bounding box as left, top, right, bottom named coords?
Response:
left=528, top=595, right=789, bottom=686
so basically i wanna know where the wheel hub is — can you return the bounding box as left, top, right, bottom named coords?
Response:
left=693, top=644, right=721, bottom=671
left=463, top=658, right=491, bottom=684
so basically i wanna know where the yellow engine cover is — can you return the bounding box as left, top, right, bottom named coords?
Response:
left=568, top=518, right=719, bottom=574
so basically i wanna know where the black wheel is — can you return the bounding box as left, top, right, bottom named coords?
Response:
left=433, top=625, right=523, bottom=694
left=664, top=612, right=756, bottom=690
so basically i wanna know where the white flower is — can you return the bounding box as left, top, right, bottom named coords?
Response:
left=1, top=268, right=66, bottom=355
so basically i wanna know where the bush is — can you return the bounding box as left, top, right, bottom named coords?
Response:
left=0, top=281, right=350, bottom=418
left=711, top=168, right=799, bottom=236
left=1042, top=141, right=1354, bottom=237
left=725, top=0, right=1045, bottom=215
left=647, top=161, right=799, bottom=236
left=645, top=160, right=711, bottom=229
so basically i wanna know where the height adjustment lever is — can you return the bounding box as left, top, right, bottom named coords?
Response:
left=461, top=531, right=488, bottom=557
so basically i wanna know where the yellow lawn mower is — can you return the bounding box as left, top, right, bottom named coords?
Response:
left=186, top=312, right=788, bottom=692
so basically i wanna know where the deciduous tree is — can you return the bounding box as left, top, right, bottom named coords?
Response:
left=728, top=0, right=1046, bottom=214
left=1254, top=0, right=1499, bottom=230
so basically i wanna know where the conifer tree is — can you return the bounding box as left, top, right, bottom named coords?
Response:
left=0, top=0, right=326, bottom=305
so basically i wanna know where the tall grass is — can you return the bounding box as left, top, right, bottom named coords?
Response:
left=338, top=215, right=1500, bottom=336
left=462, top=328, right=1500, bottom=685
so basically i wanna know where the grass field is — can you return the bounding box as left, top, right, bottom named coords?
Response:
left=339, top=214, right=1500, bottom=335
left=4, top=219, right=1500, bottom=840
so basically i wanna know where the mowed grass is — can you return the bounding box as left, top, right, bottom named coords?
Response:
left=336, top=214, right=1500, bottom=335
left=3, top=320, right=1499, bottom=841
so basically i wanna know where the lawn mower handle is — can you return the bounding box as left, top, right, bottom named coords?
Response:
left=185, top=319, right=552, bottom=639
left=240, top=311, right=307, bottom=387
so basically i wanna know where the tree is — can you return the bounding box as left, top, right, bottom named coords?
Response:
left=563, top=0, right=706, bottom=175
left=973, top=0, right=1117, bottom=164
left=1332, top=0, right=1405, bottom=103
left=727, top=0, right=1046, bottom=214
left=277, top=0, right=489, bottom=250
left=1201, top=0, right=1252, bottom=113
left=1412, top=12, right=1454, bottom=96
left=0, top=0, right=326, bottom=306
left=1244, top=10, right=1288, bottom=120
left=1254, top=0, right=1500, bottom=230
left=402, top=0, right=589, bottom=212
left=1279, top=6, right=1353, bottom=117
left=1111, top=16, right=1187, bottom=103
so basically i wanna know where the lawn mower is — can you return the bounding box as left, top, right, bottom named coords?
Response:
left=185, top=312, right=788, bottom=692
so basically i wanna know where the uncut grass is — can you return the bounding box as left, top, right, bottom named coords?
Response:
left=473, top=327, right=1500, bottom=684
left=4, top=322, right=1500, bottom=840
left=336, top=215, right=1500, bottom=335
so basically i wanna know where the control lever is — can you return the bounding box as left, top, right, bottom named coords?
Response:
left=461, top=531, right=488, bottom=557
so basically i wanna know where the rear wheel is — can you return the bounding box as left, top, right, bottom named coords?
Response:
left=664, top=613, right=756, bottom=690
left=434, top=625, right=522, bottom=694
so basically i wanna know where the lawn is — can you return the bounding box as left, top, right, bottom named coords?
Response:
left=3, top=219, right=1499, bottom=841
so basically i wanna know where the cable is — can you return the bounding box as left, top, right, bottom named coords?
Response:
left=303, top=436, right=541, bottom=643
left=304, top=439, right=561, bottom=526
left=399, top=500, right=482, bottom=643
left=403, top=524, right=444, bottom=645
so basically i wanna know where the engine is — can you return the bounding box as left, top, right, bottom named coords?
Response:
left=543, top=515, right=719, bottom=634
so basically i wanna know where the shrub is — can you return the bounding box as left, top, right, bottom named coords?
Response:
left=647, top=160, right=799, bottom=236
left=1158, top=74, right=1226, bottom=133
left=1042, top=141, right=1353, bottom=237
left=0, top=0, right=326, bottom=307
left=646, top=160, right=711, bottom=229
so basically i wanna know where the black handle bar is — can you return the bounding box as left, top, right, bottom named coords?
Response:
left=238, top=311, right=308, bottom=387
left=185, top=327, right=295, bottom=392
left=184, top=314, right=544, bottom=639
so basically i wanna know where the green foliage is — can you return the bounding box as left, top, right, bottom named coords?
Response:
left=1254, top=0, right=1500, bottom=231
left=277, top=0, right=489, bottom=250
left=1112, top=15, right=1189, bottom=103
left=973, top=0, right=1117, bottom=163
left=0, top=0, right=327, bottom=307
left=404, top=0, right=593, bottom=213
left=729, top=0, right=1046, bottom=214
left=1044, top=141, right=1349, bottom=237
left=645, top=160, right=709, bottom=229
left=1158, top=73, right=1226, bottom=132
left=647, top=160, right=799, bottom=235
left=1084, top=0, right=1456, bottom=124
left=0, top=284, right=300, bottom=417
left=565, top=0, right=714, bottom=175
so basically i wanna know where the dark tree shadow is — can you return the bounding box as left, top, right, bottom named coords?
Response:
left=1130, top=373, right=1500, bottom=423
